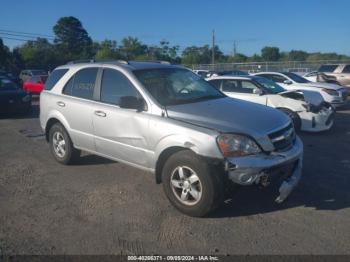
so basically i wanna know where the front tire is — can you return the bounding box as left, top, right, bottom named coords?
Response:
left=279, top=108, right=301, bottom=131
left=162, top=150, right=223, bottom=217
left=49, top=123, right=80, bottom=165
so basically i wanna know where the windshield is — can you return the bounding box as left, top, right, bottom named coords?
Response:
left=134, top=68, right=225, bottom=106
left=283, top=72, right=310, bottom=83
left=254, top=77, right=285, bottom=94
left=0, top=78, right=19, bottom=89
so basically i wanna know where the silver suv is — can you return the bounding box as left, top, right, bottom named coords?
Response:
left=40, top=60, right=303, bottom=217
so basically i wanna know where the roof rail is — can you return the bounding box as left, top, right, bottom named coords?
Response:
left=130, top=60, right=171, bottom=65
left=67, top=59, right=95, bottom=65
left=66, top=59, right=129, bottom=65
left=101, top=59, right=129, bottom=65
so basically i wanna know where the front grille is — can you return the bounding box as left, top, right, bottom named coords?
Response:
left=268, top=123, right=295, bottom=152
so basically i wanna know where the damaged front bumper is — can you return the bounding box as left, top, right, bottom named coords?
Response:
left=225, top=136, right=303, bottom=203
left=299, top=106, right=334, bottom=132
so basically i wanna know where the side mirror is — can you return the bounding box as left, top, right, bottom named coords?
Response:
left=253, top=88, right=263, bottom=95
left=283, top=80, right=292, bottom=85
left=119, top=96, right=147, bottom=112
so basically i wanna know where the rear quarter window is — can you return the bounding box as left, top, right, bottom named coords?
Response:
left=44, top=69, right=69, bottom=90
left=342, top=65, right=350, bottom=73
left=319, top=65, right=338, bottom=73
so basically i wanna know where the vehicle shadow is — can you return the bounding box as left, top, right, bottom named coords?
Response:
left=210, top=109, right=350, bottom=218
left=73, top=154, right=116, bottom=166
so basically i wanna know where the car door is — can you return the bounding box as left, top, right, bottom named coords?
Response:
left=221, top=79, right=267, bottom=105
left=58, top=67, right=98, bottom=151
left=92, top=68, right=151, bottom=168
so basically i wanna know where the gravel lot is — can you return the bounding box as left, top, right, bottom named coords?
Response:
left=0, top=98, right=350, bottom=255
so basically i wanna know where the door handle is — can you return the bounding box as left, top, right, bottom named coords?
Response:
left=94, top=110, right=106, bottom=117
left=57, top=101, right=65, bottom=107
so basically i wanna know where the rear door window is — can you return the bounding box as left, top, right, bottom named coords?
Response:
left=63, top=68, right=98, bottom=100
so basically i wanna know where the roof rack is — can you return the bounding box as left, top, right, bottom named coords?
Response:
left=66, top=59, right=129, bottom=65
left=131, top=60, right=171, bottom=65
left=66, top=59, right=171, bottom=65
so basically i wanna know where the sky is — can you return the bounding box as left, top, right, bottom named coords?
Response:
left=1, top=0, right=349, bottom=56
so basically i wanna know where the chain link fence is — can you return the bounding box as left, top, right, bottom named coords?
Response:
left=191, top=60, right=350, bottom=74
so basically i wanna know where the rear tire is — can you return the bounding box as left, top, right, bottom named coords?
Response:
left=279, top=108, right=301, bottom=131
left=49, top=123, right=80, bottom=165
left=161, top=150, right=223, bottom=217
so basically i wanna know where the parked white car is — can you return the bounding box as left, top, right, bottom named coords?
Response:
left=206, top=75, right=335, bottom=132
left=303, top=71, right=318, bottom=82
left=193, top=70, right=210, bottom=78
left=254, top=72, right=348, bottom=108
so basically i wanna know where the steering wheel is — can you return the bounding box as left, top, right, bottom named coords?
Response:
left=178, top=87, right=190, bottom=94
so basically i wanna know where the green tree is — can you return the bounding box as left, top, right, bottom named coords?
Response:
left=261, top=46, right=280, bottom=61
left=0, top=38, right=11, bottom=70
left=288, top=50, right=308, bottom=61
left=247, top=54, right=262, bottom=62
left=95, top=39, right=121, bottom=60
left=119, top=37, right=147, bottom=60
left=53, top=16, right=93, bottom=61
left=227, top=53, right=248, bottom=63
left=17, top=38, right=57, bottom=70
left=181, top=45, right=225, bottom=65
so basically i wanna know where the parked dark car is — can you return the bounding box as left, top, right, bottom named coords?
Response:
left=0, top=70, right=20, bottom=84
left=0, top=76, right=32, bottom=114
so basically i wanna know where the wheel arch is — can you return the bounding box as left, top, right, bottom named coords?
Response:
left=44, top=111, right=71, bottom=142
left=155, top=146, right=193, bottom=184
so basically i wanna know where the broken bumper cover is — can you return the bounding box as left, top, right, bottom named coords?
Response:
left=299, top=106, right=334, bottom=132
left=225, top=136, right=303, bottom=203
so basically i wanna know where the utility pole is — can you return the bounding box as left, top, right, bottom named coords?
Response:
left=211, top=29, right=215, bottom=65
left=233, top=40, right=237, bottom=56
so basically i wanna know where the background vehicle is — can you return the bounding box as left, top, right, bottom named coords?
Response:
left=193, top=69, right=210, bottom=78
left=206, top=70, right=249, bottom=78
left=19, top=69, right=48, bottom=83
left=303, top=71, right=340, bottom=85
left=23, top=75, right=48, bottom=94
left=0, top=76, right=32, bottom=114
left=207, top=75, right=334, bottom=132
left=318, top=64, right=350, bottom=90
left=254, top=72, right=348, bottom=107
left=40, top=60, right=303, bottom=217
left=0, top=70, right=20, bottom=84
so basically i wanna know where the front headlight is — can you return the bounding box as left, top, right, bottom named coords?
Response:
left=322, top=88, right=339, bottom=96
left=217, top=134, right=261, bottom=157
left=22, top=94, right=31, bottom=102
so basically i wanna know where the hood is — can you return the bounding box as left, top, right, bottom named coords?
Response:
left=166, top=97, right=290, bottom=136
left=280, top=89, right=324, bottom=106
left=300, top=82, right=342, bottom=90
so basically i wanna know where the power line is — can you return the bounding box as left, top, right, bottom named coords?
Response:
left=0, top=36, right=34, bottom=42
left=0, top=32, right=54, bottom=40
left=0, top=29, right=54, bottom=39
